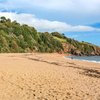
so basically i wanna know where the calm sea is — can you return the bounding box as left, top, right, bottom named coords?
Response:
left=67, top=56, right=100, bottom=63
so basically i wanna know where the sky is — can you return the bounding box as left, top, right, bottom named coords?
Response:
left=0, top=0, right=100, bottom=46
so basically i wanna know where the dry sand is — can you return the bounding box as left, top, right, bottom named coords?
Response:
left=0, top=53, right=100, bottom=100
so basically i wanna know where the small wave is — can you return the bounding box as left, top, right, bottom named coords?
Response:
left=81, top=60, right=100, bottom=63
left=65, top=56, right=100, bottom=63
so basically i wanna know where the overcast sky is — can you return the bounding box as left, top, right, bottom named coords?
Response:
left=0, top=0, right=100, bottom=46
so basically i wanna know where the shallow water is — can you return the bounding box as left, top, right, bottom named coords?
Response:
left=67, top=56, right=100, bottom=63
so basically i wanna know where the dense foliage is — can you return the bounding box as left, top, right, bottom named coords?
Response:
left=0, top=17, right=63, bottom=53
left=0, top=17, right=100, bottom=55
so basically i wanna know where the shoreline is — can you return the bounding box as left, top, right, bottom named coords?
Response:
left=65, top=56, right=100, bottom=63
left=0, top=53, right=100, bottom=100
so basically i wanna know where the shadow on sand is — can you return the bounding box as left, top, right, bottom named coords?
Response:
left=25, top=56, right=100, bottom=79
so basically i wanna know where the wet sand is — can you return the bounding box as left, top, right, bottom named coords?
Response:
left=0, top=53, right=100, bottom=100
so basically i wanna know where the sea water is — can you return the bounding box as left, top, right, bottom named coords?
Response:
left=67, top=56, right=100, bottom=63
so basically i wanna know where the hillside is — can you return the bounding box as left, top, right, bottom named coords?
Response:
left=51, top=32, right=100, bottom=56
left=0, top=16, right=100, bottom=56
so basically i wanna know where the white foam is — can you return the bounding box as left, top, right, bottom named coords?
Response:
left=65, top=56, right=100, bottom=63
left=81, top=60, right=100, bottom=63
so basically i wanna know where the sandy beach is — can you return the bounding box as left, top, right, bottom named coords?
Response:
left=0, top=53, right=100, bottom=100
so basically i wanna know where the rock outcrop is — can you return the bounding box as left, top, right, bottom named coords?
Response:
left=62, top=43, right=100, bottom=56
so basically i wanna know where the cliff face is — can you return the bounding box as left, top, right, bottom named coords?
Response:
left=93, top=47, right=100, bottom=56
left=62, top=43, right=100, bottom=56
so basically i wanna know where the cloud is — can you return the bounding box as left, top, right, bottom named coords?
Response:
left=33, top=0, right=100, bottom=14
left=0, top=0, right=100, bottom=13
left=0, top=12, right=100, bottom=32
left=0, top=0, right=100, bottom=25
